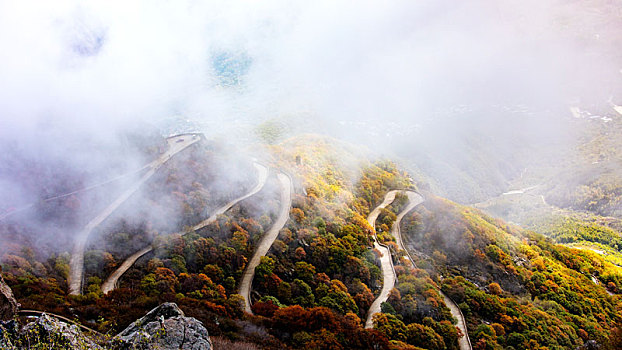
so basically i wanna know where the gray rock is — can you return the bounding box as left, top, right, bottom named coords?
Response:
left=0, top=320, right=18, bottom=349
left=115, top=303, right=211, bottom=350
left=0, top=273, right=19, bottom=321
left=20, top=314, right=103, bottom=349
left=576, top=340, right=600, bottom=350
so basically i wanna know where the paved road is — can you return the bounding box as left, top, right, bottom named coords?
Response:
left=391, top=192, right=423, bottom=256
left=69, top=135, right=199, bottom=295
left=100, top=246, right=154, bottom=295
left=441, top=292, right=472, bottom=350
left=390, top=191, right=472, bottom=350
left=238, top=173, right=292, bottom=314
left=191, top=163, right=269, bottom=232
left=365, top=190, right=399, bottom=328
left=101, top=163, right=269, bottom=295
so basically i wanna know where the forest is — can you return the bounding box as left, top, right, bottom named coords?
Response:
left=402, top=195, right=622, bottom=349
left=1, top=134, right=621, bottom=349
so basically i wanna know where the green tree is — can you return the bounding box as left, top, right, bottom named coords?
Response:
left=255, top=256, right=275, bottom=282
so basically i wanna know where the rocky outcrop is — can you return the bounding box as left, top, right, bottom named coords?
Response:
left=0, top=273, right=19, bottom=321
left=19, top=314, right=102, bottom=349
left=576, top=340, right=600, bottom=350
left=0, top=320, right=18, bottom=349
left=1, top=300, right=210, bottom=349
left=114, top=303, right=211, bottom=350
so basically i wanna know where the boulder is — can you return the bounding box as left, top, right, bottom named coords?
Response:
left=115, top=302, right=211, bottom=350
left=0, top=273, right=19, bottom=321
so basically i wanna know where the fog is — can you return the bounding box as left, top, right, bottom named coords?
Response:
left=1, top=0, right=621, bottom=252
left=3, top=0, right=619, bottom=135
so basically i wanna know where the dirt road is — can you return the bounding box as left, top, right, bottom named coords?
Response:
left=238, top=172, right=292, bottom=314
left=101, top=162, right=268, bottom=295
left=69, top=135, right=199, bottom=295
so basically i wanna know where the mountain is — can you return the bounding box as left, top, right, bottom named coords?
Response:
left=0, top=132, right=620, bottom=349
left=402, top=194, right=621, bottom=349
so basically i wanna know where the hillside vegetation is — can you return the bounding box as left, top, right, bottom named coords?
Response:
left=2, top=133, right=622, bottom=349
left=403, top=195, right=622, bottom=349
left=1, top=134, right=464, bottom=349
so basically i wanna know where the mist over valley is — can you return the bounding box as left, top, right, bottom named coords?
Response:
left=1, top=1, right=622, bottom=349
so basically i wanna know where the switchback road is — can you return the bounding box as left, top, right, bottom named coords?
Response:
left=238, top=172, right=292, bottom=314
left=390, top=191, right=471, bottom=350
left=69, top=135, right=199, bottom=295
left=364, top=190, right=471, bottom=350
left=364, top=190, right=399, bottom=328
left=101, top=163, right=268, bottom=294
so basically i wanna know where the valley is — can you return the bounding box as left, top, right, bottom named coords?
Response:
left=2, top=1, right=622, bottom=348
left=1, top=131, right=622, bottom=349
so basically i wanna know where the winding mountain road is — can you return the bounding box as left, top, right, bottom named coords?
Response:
left=391, top=192, right=424, bottom=259
left=100, top=246, right=154, bottom=295
left=238, top=172, right=292, bottom=314
left=441, top=290, right=472, bottom=350
left=365, top=190, right=400, bottom=328
left=365, top=190, right=472, bottom=350
left=101, top=163, right=269, bottom=295
left=190, top=163, right=269, bottom=233
left=69, top=135, right=199, bottom=295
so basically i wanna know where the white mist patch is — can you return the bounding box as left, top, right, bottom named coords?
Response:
left=2, top=0, right=619, bottom=139
left=1, top=0, right=621, bottom=247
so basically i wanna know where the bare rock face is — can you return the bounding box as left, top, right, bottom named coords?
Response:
left=114, top=302, right=212, bottom=350
left=0, top=273, right=19, bottom=321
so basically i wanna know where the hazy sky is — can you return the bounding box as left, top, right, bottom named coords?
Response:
left=2, top=0, right=619, bottom=139
left=0, top=0, right=620, bottom=204
left=0, top=0, right=621, bottom=255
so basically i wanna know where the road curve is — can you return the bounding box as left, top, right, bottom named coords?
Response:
left=101, top=163, right=269, bottom=295
left=192, top=163, right=269, bottom=232
left=391, top=192, right=424, bottom=257
left=69, top=135, right=199, bottom=295
left=100, top=246, right=153, bottom=295
left=238, top=172, right=292, bottom=314
left=392, top=191, right=472, bottom=350
left=365, top=190, right=400, bottom=328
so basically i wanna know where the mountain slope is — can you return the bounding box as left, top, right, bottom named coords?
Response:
left=402, top=194, right=622, bottom=349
